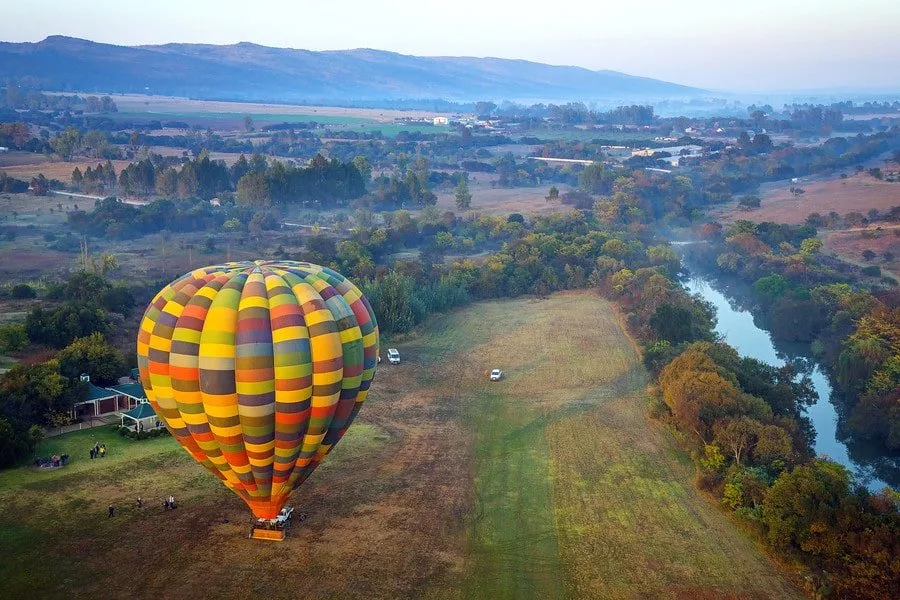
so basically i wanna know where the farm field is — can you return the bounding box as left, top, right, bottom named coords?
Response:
left=0, top=293, right=802, bottom=599
left=708, top=172, right=900, bottom=224
left=106, top=94, right=455, bottom=122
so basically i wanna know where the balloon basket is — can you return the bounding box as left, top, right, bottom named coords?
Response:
left=248, top=505, right=295, bottom=541
left=250, top=527, right=286, bottom=541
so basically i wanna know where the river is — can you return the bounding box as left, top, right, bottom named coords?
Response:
left=683, top=273, right=894, bottom=491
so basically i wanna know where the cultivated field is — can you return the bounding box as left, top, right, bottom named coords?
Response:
left=709, top=172, right=900, bottom=224
left=0, top=293, right=802, bottom=599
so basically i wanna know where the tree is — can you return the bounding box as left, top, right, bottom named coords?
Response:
left=546, top=185, right=560, bottom=202
left=155, top=167, right=178, bottom=197
left=51, top=126, right=82, bottom=161
left=82, top=130, right=109, bottom=159
left=230, top=154, right=251, bottom=186
left=713, top=417, right=760, bottom=466
left=352, top=156, right=372, bottom=184
left=9, top=283, right=36, bottom=299
left=364, top=272, right=417, bottom=333
left=650, top=303, right=709, bottom=345
left=738, top=195, right=761, bottom=210
left=0, top=418, right=35, bottom=468
left=236, top=171, right=270, bottom=207
left=57, top=332, right=125, bottom=385
left=862, top=249, right=877, bottom=261
left=243, top=115, right=255, bottom=132
left=752, top=275, right=790, bottom=303
left=763, top=460, right=850, bottom=554
left=0, top=324, right=27, bottom=353
left=0, top=360, right=83, bottom=430
left=25, top=302, right=109, bottom=348
left=753, top=424, right=793, bottom=465
left=30, top=174, right=50, bottom=196
left=177, top=163, right=199, bottom=199
left=454, top=177, right=472, bottom=211
left=799, top=237, right=822, bottom=257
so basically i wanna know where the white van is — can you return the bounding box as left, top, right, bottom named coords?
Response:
left=387, top=348, right=400, bottom=364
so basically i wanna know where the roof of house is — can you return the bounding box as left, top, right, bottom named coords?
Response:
left=108, top=382, right=147, bottom=400
left=84, top=383, right=118, bottom=402
left=122, top=402, right=157, bottom=420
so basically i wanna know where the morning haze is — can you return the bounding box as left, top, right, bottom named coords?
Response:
left=2, top=0, right=900, bottom=91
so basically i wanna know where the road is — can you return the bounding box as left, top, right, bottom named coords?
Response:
left=51, top=190, right=149, bottom=206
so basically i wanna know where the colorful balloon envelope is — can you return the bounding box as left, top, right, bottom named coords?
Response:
left=137, top=261, right=379, bottom=519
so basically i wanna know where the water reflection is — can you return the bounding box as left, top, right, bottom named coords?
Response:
left=683, top=274, right=895, bottom=491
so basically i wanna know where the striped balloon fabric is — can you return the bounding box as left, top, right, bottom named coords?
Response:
left=137, top=260, right=379, bottom=519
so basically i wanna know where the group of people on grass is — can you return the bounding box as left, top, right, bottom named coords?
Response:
left=33, top=454, right=69, bottom=468
left=108, top=495, right=177, bottom=518
left=89, top=442, right=107, bottom=459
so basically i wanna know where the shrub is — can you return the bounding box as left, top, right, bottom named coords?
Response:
left=10, top=283, right=36, bottom=299
left=861, top=265, right=881, bottom=277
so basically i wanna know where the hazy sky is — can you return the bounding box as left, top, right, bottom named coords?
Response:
left=3, top=0, right=900, bottom=92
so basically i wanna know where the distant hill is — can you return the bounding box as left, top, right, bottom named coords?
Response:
left=0, top=36, right=704, bottom=104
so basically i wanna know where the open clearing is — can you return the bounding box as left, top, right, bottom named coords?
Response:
left=435, top=178, right=573, bottom=217
left=709, top=172, right=900, bottom=224
left=0, top=293, right=801, bottom=599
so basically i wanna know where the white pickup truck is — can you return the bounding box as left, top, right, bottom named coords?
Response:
left=387, top=348, right=401, bottom=364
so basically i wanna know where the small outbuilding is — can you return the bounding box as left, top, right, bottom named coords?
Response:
left=120, top=402, right=162, bottom=432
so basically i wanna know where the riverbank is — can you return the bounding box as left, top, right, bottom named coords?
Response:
left=682, top=266, right=895, bottom=490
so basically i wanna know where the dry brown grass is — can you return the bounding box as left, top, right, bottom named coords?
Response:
left=822, top=224, right=900, bottom=280
left=435, top=178, right=573, bottom=217
left=1, top=159, right=134, bottom=181
left=710, top=173, right=900, bottom=224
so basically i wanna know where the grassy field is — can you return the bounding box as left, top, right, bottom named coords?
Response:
left=0, top=293, right=802, bottom=599
left=822, top=224, right=900, bottom=281
left=1, top=158, right=134, bottom=181
left=434, top=178, right=572, bottom=217
left=708, top=172, right=900, bottom=224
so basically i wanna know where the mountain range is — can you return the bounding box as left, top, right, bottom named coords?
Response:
left=0, top=36, right=704, bottom=104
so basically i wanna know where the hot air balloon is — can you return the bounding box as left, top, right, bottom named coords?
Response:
left=136, top=260, right=378, bottom=536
